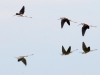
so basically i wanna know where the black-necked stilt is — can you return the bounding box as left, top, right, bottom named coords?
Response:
left=58, top=17, right=77, bottom=28
left=61, top=46, right=78, bottom=55
left=79, top=42, right=97, bottom=54
left=14, top=6, right=32, bottom=18
left=14, top=54, right=33, bottom=66
left=79, top=23, right=97, bottom=36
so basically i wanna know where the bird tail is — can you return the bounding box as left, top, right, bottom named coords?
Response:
left=70, top=20, right=77, bottom=23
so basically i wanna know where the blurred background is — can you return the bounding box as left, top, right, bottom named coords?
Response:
left=0, top=0, right=100, bottom=75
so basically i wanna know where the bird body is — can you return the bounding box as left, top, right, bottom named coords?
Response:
left=18, top=56, right=27, bottom=65
left=81, top=42, right=97, bottom=54
left=82, top=42, right=90, bottom=53
left=59, top=17, right=77, bottom=28
left=62, top=46, right=71, bottom=55
left=61, top=18, right=70, bottom=28
left=15, top=54, right=33, bottom=66
left=79, top=23, right=96, bottom=36
left=61, top=46, right=77, bottom=55
left=14, top=6, right=32, bottom=18
left=82, top=23, right=89, bottom=36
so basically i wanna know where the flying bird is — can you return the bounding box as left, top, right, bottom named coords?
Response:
left=79, top=42, right=97, bottom=54
left=79, top=23, right=97, bottom=36
left=61, top=46, right=78, bottom=55
left=15, top=54, right=33, bottom=66
left=14, top=6, right=32, bottom=18
left=58, top=17, right=77, bottom=28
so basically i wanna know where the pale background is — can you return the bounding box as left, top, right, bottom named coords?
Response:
left=0, top=0, right=100, bottom=75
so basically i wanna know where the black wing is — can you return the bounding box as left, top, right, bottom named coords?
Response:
left=82, top=42, right=87, bottom=50
left=82, top=25, right=89, bottom=36
left=22, top=58, right=27, bottom=66
left=82, top=42, right=89, bottom=53
left=61, top=19, right=66, bottom=28
left=66, top=46, right=71, bottom=53
left=19, top=6, right=25, bottom=14
left=61, top=19, right=70, bottom=28
left=66, top=20, right=70, bottom=25
left=82, top=27, right=86, bottom=36
left=62, top=46, right=67, bottom=54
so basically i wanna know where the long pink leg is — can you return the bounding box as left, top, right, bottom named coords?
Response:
left=89, top=25, right=97, bottom=28
left=70, top=20, right=77, bottom=23
left=71, top=49, right=78, bottom=52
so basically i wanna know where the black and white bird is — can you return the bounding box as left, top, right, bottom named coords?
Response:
left=14, top=6, right=32, bottom=18
left=79, top=23, right=97, bottom=36
left=15, top=54, right=33, bottom=66
left=58, top=17, right=77, bottom=28
left=80, top=42, right=97, bottom=54
left=61, top=46, right=78, bottom=55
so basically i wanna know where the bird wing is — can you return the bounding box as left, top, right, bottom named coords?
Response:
left=22, top=58, right=27, bottom=66
left=82, top=42, right=88, bottom=52
left=82, top=26, right=86, bottom=36
left=19, top=6, right=25, bottom=14
left=61, top=19, right=70, bottom=28
left=82, top=25, right=89, bottom=36
left=61, top=19, right=66, bottom=28
left=66, top=20, right=70, bottom=25
left=62, top=46, right=67, bottom=54
left=66, top=46, right=71, bottom=53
